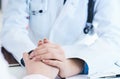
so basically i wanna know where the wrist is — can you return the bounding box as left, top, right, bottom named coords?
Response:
left=60, top=58, right=84, bottom=78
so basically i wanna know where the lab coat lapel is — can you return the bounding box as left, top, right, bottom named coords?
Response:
left=49, top=0, right=88, bottom=45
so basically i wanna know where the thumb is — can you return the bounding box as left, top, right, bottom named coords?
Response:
left=38, top=40, right=43, bottom=46
left=23, top=53, right=30, bottom=65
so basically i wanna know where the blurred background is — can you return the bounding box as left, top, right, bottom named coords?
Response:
left=0, top=0, right=2, bottom=32
left=0, top=0, right=8, bottom=32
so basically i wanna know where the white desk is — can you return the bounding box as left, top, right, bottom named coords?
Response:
left=9, top=66, right=120, bottom=79
left=8, top=66, right=88, bottom=79
left=8, top=66, right=26, bottom=79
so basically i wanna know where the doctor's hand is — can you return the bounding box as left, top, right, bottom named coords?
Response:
left=30, top=39, right=84, bottom=78
left=23, top=53, right=59, bottom=79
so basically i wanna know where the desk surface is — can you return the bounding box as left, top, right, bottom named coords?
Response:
left=8, top=66, right=89, bottom=79
left=8, top=66, right=26, bottom=79
left=8, top=66, right=120, bottom=79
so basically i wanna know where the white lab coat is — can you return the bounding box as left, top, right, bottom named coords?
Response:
left=1, top=0, right=120, bottom=76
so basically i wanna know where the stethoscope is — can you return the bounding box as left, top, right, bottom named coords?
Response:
left=31, top=0, right=95, bottom=35
left=84, top=0, right=95, bottom=35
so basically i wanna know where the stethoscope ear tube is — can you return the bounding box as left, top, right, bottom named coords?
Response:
left=64, top=0, right=67, bottom=4
left=84, top=0, right=95, bottom=34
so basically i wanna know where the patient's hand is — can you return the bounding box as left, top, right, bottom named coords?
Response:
left=23, top=53, right=59, bottom=79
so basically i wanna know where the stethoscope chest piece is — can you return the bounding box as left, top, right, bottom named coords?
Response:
left=84, top=23, right=94, bottom=34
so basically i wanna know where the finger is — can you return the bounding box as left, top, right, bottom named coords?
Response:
left=34, top=50, right=63, bottom=61
left=29, top=52, right=34, bottom=58
left=23, top=53, right=30, bottom=65
left=29, top=48, right=48, bottom=58
left=38, top=40, right=43, bottom=46
left=34, top=53, right=52, bottom=61
left=42, top=60, right=62, bottom=68
left=29, top=47, right=48, bottom=58
left=35, top=44, right=57, bottom=51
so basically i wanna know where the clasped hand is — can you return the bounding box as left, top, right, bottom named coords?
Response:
left=29, top=39, right=68, bottom=78
left=24, top=39, right=84, bottom=79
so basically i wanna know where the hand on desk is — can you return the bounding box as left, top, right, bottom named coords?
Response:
left=23, top=53, right=59, bottom=79
left=29, top=39, right=84, bottom=78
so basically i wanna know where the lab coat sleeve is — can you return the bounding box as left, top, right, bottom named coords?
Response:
left=1, top=0, right=36, bottom=62
left=62, top=0, right=120, bottom=75
left=23, top=74, right=50, bottom=79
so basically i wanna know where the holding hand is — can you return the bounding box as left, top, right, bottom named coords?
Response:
left=30, top=39, right=67, bottom=77
left=23, top=53, right=59, bottom=79
left=30, top=39, right=84, bottom=78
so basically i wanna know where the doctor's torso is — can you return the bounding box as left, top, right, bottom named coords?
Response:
left=28, top=0, right=88, bottom=45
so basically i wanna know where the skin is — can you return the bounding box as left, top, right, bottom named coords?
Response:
left=23, top=53, right=59, bottom=79
left=29, top=39, right=85, bottom=78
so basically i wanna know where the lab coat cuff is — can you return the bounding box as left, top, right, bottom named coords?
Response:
left=23, top=74, right=50, bottom=79
left=80, top=62, right=89, bottom=74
